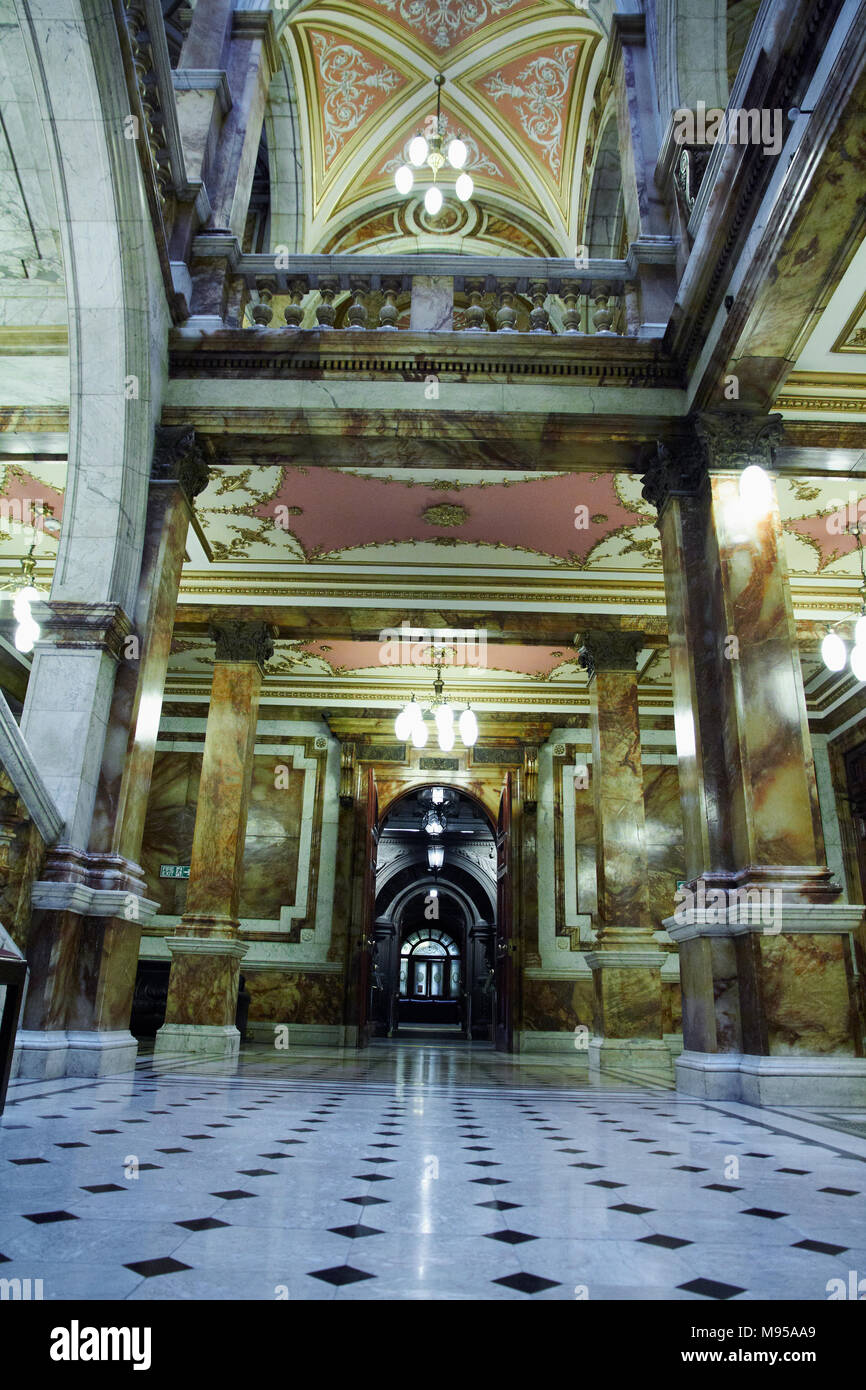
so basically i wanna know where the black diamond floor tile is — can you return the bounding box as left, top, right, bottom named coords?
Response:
left=484, top=1229, right=537, bottom=1245
left=639, top=1233, right=693, bottom=1249
left=493, top=1272, right=561, bottom=1295
left=678, top=1277, right=746, bottom=1300
left=309, top=1265, right=375, bottom=1287
left=24, top=1210, right=77, bottom=1224
left=176, top=1217, right=230, bottom=1232
left=740, top=1207, right=787, bottom=1219
left=328, top=1224, right=384, bottom=1239
left=125, top=1257, right=192, bottom=1278
left=792, top=1238, right=848, bottom=1256
left=210, top=1189, right=257, bottom=1200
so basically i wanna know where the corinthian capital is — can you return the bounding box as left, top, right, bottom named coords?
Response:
left=692, top=411, right=783, bottom=471
left=209, top=621, right=275, bottom=669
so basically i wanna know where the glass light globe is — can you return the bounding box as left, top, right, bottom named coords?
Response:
left=856, top=615, right=866, bottom=648
left=447, top=138, right=468, bottom=169
left=424, top=185, right=443, bottom=216
left=408, top=136, right=428, bottom=167
left=455, top=172, right=473, bottom=202
left=428, top=844, right=444, bottom=870
left=394, top=164, right=414, bottom=196
left=395, top=703, right=416, bottom=740
left=852, top=643, right=866, bottom=682
left=438, top=722, right=455, bottom=752
left=14, top=618, right=39, bottom=654
left=821, top=631, right=847, bottom=672
left=411, top=719, right=428, bottom=749
left=431, top=787, right=444, bottom=805
left=12, top=586, right=40, bottom=622
left=434, top=703, right=453, bottom=736
left=458, top=707, right=478, bottom=746
left=738, top=464, right=773, bottom=513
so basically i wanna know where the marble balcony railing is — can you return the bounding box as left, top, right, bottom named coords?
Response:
left=230, top=253, right=637, bottom=337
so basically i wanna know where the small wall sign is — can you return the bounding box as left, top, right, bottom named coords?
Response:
left=159, top=865, right=190, bottom=879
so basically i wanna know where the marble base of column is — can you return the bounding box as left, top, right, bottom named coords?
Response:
left=154, top=935, right=248, bottom=1059
left=584, top=945, right=672, bottom=1080
left=667, top=883, right=866, bottom=1105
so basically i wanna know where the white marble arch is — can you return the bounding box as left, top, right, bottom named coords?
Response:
left=13, top=0, right=170, bottom=846
left=584, top=113, right=625, bottom=257
left=654, top=0, right=728, bottom=119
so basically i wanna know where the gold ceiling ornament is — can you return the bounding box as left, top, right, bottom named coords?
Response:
left=422, top=502, right=469, bottom=526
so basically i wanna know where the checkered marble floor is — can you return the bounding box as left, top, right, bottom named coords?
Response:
left=1, top=1041, right=865, bottom=1301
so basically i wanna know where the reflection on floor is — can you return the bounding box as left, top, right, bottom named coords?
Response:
left=1, top=1041, right=865, bottom=1301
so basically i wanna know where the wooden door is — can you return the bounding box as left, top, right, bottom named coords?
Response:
left=494, top=773, right=513, bottom=1052
left=357, top=768, right=379, bottom=1046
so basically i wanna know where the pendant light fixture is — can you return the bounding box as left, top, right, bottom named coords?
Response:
left=394, top=665, right=479, bottom=752
left=393, top=75, right=474, bottom=214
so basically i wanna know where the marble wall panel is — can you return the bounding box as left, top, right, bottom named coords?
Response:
left=244, top=968, right=345, bottom=1025
left=522, top=976, right=594, bottom=1032
left=758, top=933, right=855, bottom=1057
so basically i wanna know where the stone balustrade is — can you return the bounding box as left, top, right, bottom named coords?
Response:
left=230, top=253, right=636, bottom=337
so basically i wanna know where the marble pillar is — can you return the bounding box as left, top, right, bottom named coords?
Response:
left=155, top=621, right=274, bottom=1060
left=16, top=431, right=209, bottom=1077
left=643, top=412, right=866, bottom=1105
left=579, top=632, right=670, bottom=1080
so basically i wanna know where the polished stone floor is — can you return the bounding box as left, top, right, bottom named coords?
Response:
left=1, top=1040, right=865, bottom=1301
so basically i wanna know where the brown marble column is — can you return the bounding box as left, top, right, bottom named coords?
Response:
left=578, top=631, right=670, bottom=1080
left=17, top=430, right=209, bottom=1077
left=642, top=411, right=866, bottom=1105
left=155, top=620, right=274, bottom=1060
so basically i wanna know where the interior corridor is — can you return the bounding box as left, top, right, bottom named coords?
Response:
left=2, top=1044, right=865, bottom=1301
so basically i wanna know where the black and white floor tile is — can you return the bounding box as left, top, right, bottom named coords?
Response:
left=1, top=1043, right=865, bottom=1301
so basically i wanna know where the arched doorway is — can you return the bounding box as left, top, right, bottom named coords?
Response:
left=369, top=785, right=498, bottom=1042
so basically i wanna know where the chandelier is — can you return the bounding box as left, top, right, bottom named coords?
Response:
left=393, top=74, right=473, bottom=217
left=821, top=524, right=866, bottom=680
left=394, top=665, right=478, bottom=751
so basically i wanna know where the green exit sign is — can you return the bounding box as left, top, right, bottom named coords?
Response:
left=159, top=865, right=190, bottom=879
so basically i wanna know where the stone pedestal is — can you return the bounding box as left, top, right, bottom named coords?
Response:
left=155, top=621, right=273, bottom=1057
left=643, top=412, right=866, bottom=1105
left=578, top=631, right=671, bottom=1080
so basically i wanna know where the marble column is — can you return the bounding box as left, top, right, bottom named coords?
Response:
left=579, top=631, right=670, bottom=1080
left=16, top=431, right=209, bottom=1077
left=155, top=621, right=274, bottom=1060
left=642, top=412, right=866, bottom=1105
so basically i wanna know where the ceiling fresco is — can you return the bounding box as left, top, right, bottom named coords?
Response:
left=188, top=465, right=866, bottom=579
left=279, top=0, right=602, bottom=253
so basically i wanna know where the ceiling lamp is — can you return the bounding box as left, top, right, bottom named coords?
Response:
left=428, top=843, right=444, bottom=870
left=423, top=808, right=444, bottom=836
left=821, top=523, right=866, bottom=681
left=8, top=549, right=42, bottom=654
left=394, top=666, right=479, bottom=753
left=393, top=74, right=474, bottom=214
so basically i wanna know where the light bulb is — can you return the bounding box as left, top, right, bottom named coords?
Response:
left=395, top=704, right=413, bottom=740
left=411, top=719, right=428, bottom=749
left=14, top=618, right=39, bottom=654
left=424, top=185, right=443, bottom=216
left=447, top=137, right=468, bottom=169
left=856, top=615, right=866, bottom=648
left=408, top=136, right=428, bottom=167
left=459, top=707, right=478, bottom=746
left=738, top=464, right=773, bottom=513
left=821, top=632, right=847, bottom=672
left=431, top=787, right=444, bottom=804
left=394, top=164, right=414, bottom=196
left=12, top=586, right=39, bottom=622
left=852, top=644, right=866, bottom=682
left=455, top=172, right=473, bottom=202
left=438, top=722, right=455, bottom=752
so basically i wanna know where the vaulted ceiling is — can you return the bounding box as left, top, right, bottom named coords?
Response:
left=276, top=0, right=603, bottom=255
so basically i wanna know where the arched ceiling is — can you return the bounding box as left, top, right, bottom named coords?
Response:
left=277, top=0, right=604, bottom=255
